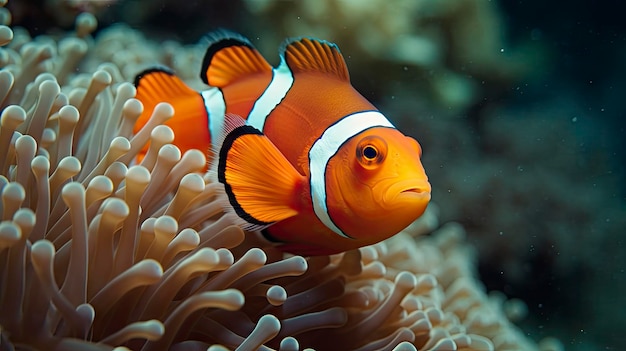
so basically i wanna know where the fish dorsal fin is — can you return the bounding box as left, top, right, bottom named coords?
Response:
left=211, top=113, right=305, bottom=231
left=281, top=37, right=349, bottom=82
left=201, top=30, right=272, bottom=87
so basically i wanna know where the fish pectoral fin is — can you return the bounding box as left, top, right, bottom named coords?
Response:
left=201, top=30, right=272, bottom=87
left=281, top=37, right=349, bottom=82
left=212, top=113, right=304, bottom=231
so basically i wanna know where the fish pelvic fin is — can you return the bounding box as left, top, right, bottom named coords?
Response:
left=201, top=29, right=272, bottom=87
left=281, top=37, right=349, bottom=82
left=212, top=113, right=304, bottom=231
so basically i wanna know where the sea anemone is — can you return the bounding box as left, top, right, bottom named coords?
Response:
left=0, top=5, right=558, bottom=351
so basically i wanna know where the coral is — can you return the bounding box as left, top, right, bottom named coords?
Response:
left=0, top=4, right=557, bottom=351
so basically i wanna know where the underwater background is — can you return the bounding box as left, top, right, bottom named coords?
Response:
left=7, top=0, right=625, bottom=350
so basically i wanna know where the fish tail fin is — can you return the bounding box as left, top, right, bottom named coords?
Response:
left=212, top=113, right=303, bottom=231
left=201, top=29, right=272, bottom=87
left=133, top=68, right=211, bottom=159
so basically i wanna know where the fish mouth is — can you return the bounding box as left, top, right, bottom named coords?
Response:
left=401, top=187, right=427, bottom=194
left=381, top=179, right=431, bottom=205
left=397, top=185, right=431, bottom=201
left=398, top=180, right=431, bottom=196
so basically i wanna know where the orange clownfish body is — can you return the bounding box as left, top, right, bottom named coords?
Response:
left=134, top=30, right=431, bottom=256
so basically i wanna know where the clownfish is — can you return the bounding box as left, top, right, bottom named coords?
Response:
left=133, top=30, right=431, bottom=256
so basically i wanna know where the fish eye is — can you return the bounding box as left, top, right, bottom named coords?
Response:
left=363, top=145, right=378, bottom=160
left=356, top=136, right=387, bottom=169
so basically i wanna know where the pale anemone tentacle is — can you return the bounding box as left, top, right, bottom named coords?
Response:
left=0, top=105, right=26, bottom=174
left=75, top=12, right=98, bottom=39
left=30, top=155, right=50, bottom=241
left=139, top=124, right=175, bottom=171
left=54, top=37, right=88, bottom=85
left=0, top=70, right=15, bottom=107
left=51, top=104, right=79, bottom=171
left=0, top=24, right=13, bottom=46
